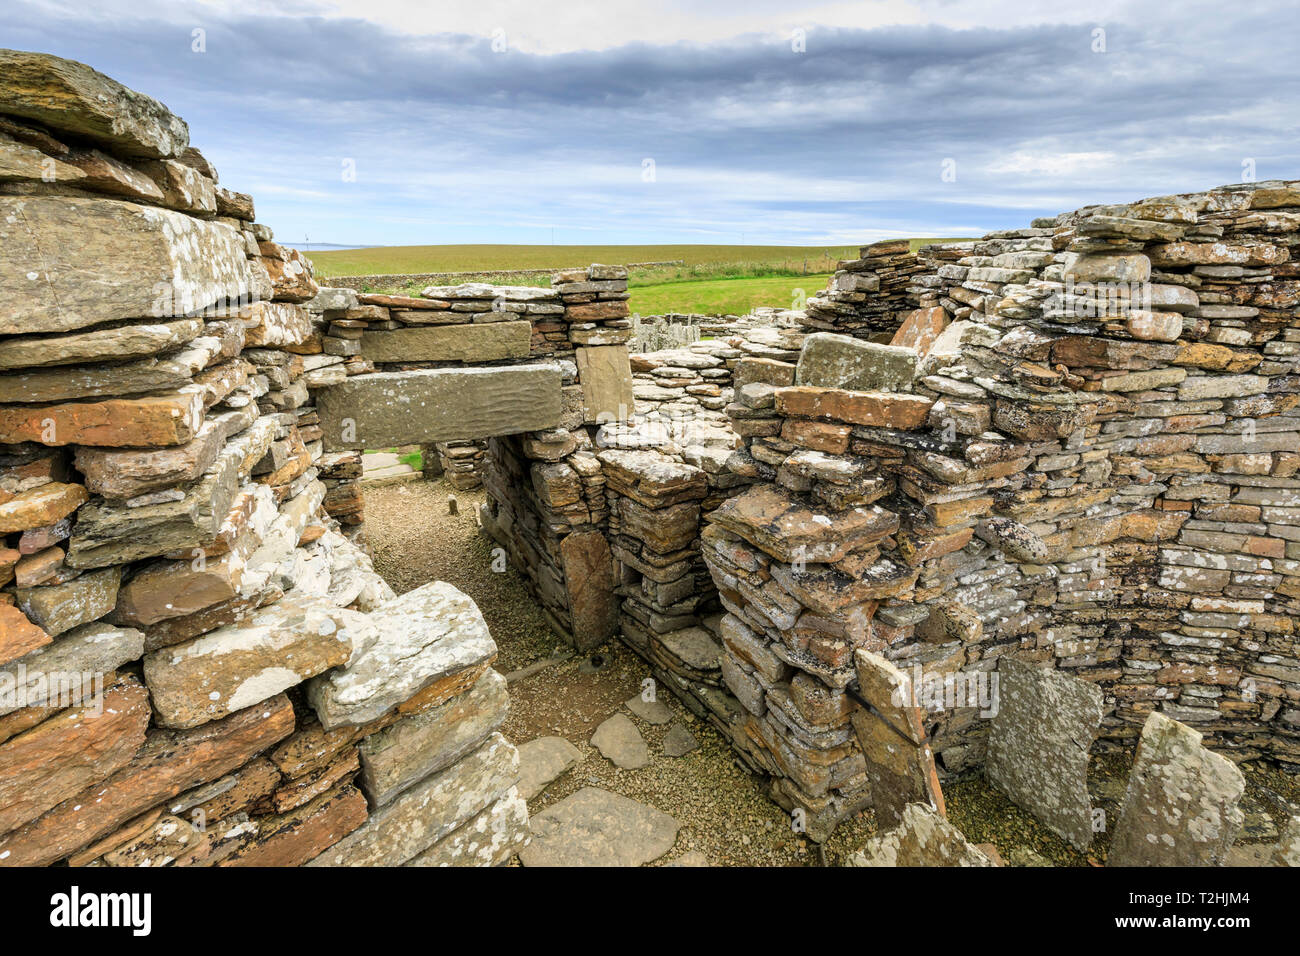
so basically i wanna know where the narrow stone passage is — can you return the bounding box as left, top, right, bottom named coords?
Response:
left=363, top=478, right=877, bottom=865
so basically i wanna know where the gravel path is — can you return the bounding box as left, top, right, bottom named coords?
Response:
left=364, top=478, right=874, bottom=865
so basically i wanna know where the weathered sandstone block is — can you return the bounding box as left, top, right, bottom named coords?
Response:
left=315, top=365, right=563, bottom=449
left=0, top=694, right=295, bottom=866
left=0, top=622, right=143, bottom=718
left=143, top=599, right=355, bottom=729
left=358, top=670, right=508, bottom=805
left=15, top=566, right=120, bottom=636
left=0, top=196, right=249, bottom=335
left=0, top=675, right=149, bottom=835
left=0, top=388, right=205, bottom=447
left=796, top=332, right=918, bottom=391
left=0, top=51, right=189, bottom=158
left=308, top=581, right=498, bottom=729
left=307, top=733, right=518, bottom=866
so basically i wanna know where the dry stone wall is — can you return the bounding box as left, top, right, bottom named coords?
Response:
left=688, top=178, right=1300, bottom=836
left=480, top=181, right=1300, bottom=842
left=0, top=51, right=526, bottom=867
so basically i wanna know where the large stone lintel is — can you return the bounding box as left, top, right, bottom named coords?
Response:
left=315, top=365, right=562, bottom=450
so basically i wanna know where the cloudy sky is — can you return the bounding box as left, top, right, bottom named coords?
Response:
left=4, top=0, right=1297, bottom=247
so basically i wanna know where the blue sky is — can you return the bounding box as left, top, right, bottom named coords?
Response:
left=4, top=0, right=1297, bottom=247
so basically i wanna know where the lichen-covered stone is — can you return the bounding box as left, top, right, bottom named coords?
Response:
left=1108, top=712, right=1245, bottom=867
left=986, top=658, right=1105, bottom=851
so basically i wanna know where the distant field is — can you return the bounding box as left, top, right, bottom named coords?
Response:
left=303, top=240, right=969, bottom=278
left=303, top=243, right=850, bottom=277
left=305, top=240, right=971, bottom=315
left=629, top=274, right=833, bottom=316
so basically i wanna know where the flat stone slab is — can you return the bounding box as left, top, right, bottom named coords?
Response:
left=710, top=482, right=898, bottom=564
left=0, top=51, right=189, bottom=159
left=316, top=365, right=562, bottom=449
left=0, top=196, right=249, bottom=335
left=657, top=627, right=722, bottom=673
left=986, top=658, right=1105, bottom=851
left=519, top=787, right=679, bottom=867
left=516, top=736, right=583, bottom=801
left=591, top=713, right=649, bottom=769
left=144, top=598, right=353, bottom=729
left=662, top=724, right=699, bottom=758
left=307, top=581, right=497, bottom=730
left=1108, top=712, right=1245, bottom=866
left=360, top=321, right=532, bottom=363
left=625, top=693, right=673, bottom=725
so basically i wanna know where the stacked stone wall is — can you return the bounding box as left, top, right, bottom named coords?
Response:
left=0, top=51, right=526, bottom=867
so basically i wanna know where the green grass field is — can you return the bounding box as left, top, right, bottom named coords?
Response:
left=628, top=274, right=833, bottom=316
left=304, top=239, right=970, bottom=316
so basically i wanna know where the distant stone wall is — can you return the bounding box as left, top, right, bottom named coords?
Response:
left=322, top=260, right=684, bottom=292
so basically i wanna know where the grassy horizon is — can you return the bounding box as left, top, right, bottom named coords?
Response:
left=305, top=239, right=972, bottom=315
left=629, top=274, right=834, bottom=316
left=303, top=243, right=856, bottom=278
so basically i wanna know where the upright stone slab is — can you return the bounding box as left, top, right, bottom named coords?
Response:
left=1108, top=712, right=1245, bottom=867
left=560, top=530, right=618, bottom=651
left=985, top=658, right=1105, bottom=851
left=850, top=706, right=945, bottom=829
left=795, top=332, right=918, bottom=391
left=851, top=648, right=945, bottom=828
left=360, top=321, right=531, bottom=363
left=315, top=366, right=562, bottom=449
left=847, top=803, right=994, bottom=867
left=575, top=345, right=634, bottom=423
left=0, top=197, right=250, bottom=335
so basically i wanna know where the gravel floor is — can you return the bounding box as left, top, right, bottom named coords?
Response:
left=363, top=477, right=1297, bottom=867
left=364, top=477, right=875, bottom=865
left=363, top=479, right=555, bottom=673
